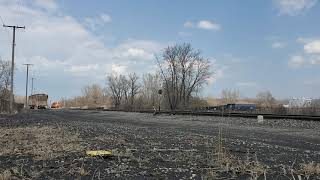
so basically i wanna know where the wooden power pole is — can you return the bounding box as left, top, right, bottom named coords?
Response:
left=3, top=25, right=25, bottom=113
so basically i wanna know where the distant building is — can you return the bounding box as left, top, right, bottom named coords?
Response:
left=286, top=98, right=320, bottom=108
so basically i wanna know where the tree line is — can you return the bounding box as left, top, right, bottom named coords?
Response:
left=220, top=89, right=278, bottom=108
left=64, top=43, right=212, bottom=111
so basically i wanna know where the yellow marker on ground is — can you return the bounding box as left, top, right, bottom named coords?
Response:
left=86, top=150, right=112, bottom=157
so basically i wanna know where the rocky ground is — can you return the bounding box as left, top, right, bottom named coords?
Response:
left=0, top=110, right=319, bottom=179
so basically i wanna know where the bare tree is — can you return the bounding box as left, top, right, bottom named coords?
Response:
left=256, top=91, right=276, bottom=108
left=0, top=60, right=11, bottom=100
left=221, top=89, right=240, bottom=104
left=107, top=74, right=142, bottom=109
left=141, top=73, right=161, bottom=108
left=128, top=73, right=140, bottom=109
left=120, top=75, right=130, bottom=105
left=81, top=84, right=105, bottom=107
left=107, top=74, right=125, bottom=109
left=62, top=84, right=111, bottom=108
left=157, top=43, right=212, bottom=110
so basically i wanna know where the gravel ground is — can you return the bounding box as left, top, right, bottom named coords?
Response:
left=0, top=110, right=319, bottom=179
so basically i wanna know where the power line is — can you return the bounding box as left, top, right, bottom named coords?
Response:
left=0, top=15, right=11, bottom=41
left=18, top=0, right=22, bottom=12
left=0, top=15, right=5, bottom=25
left=17, top=0, right=24, bottom=23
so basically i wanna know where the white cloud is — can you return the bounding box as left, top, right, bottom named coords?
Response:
left=206, top=68, right=223, bottom=85
left=206, top=59, right=227, bottom=85
left=310, top=55, right=320, bottom=64
left=272, top=41, right=286, bottom=48
left=289, top=38, right=320, bottom=68
left=289, top=54, right=320, bottom=68
left=0, top=1, right=162, bottom=66
left=34, top=0, right=58, bottom=11
left=0, top=0, right=165, bottom=98
left=127, top=48, right=146, bottom=57
left=100, top=13, right=112, bottom=23
left=17, top=56, right=67, bottom=75
left=297, top=37, right=311, bottom=43
left=288, top=55, right=306, bottom=68
left=183, top=20, right=221, bottom=31
left=113, top=39, right=163, bottom=61
left=111, top=64, right=128, bottom=75
left=274, top=0, right=317, bottom=16
left=84, top=13, right=112, bottom=30
left=236, top=82, right=257, bottom=87
left=206, top=76, right=216, bottom=85
left=197, top=20, right=221, bottom=31
left=183, top=21, right=194, bottom=28
left=304, top=40, right=320, bottom=54
left=66, top=64, right=99, bottom=75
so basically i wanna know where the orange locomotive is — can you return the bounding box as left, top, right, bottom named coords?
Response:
left=51, top=102, right=62, bottom=109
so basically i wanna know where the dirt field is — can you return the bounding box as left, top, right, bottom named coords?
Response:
left=0, top=110, right=319, bottom=179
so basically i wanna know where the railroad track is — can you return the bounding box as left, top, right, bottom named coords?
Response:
left=176, top=111, right=320, bottom=120
left=72, top=108, right=320, bottom=121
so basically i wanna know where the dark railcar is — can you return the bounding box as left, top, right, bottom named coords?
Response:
left=226, top=104, right=256, bottom=111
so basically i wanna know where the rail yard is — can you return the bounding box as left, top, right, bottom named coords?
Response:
left=0, top=1, right=320, bottom=179
left=0, top=110, right=319, bottom=179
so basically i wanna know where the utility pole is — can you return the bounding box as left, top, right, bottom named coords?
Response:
left=23, top=64, right=32, bottom=109
left=31, top=77, right=35, bottom=95
left=3, top=25, right=25, bottom=113
left=158, top=89, right=162, bottom=112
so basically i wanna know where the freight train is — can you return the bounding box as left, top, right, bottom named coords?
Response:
left=205, top=103, right=256, bottom=111
left=29, top=93, right=48, bottom=109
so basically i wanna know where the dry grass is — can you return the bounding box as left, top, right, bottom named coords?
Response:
left=205, top=127, right=267, bottom=180
left=276, top=161, right=320, bottom=180
left=207, top=127, right=320, bottom=180
left=0, top=126, right=84, bottom=160
left=0, top=170, right=11, bottom=180
left=298, top=162, right=320, bottom=179
left=79, top=161, right=90, bottom=177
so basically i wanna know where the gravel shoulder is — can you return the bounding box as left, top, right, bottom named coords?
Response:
left=0, top=110, right=319, bottom=179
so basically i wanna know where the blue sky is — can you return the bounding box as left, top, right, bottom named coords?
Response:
left=0, top=0, right=320, bottom=102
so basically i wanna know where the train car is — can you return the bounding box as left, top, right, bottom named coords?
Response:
left=226, top=103, right=256, bottom=111
left=204, top=103, right=256, bottom=112
left=29, top=94, right=48, bottom=109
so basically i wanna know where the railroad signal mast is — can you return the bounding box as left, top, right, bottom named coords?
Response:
left=3, top=25, right=25, bottom=113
